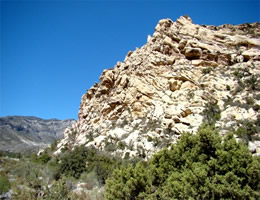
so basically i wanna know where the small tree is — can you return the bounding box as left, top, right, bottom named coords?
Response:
left=58, top=146, right=90, bottom=179
left=105, top=124, right=260, bottom=199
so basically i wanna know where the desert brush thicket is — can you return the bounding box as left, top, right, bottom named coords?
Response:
left=1, top=124, right=259, bottom=199
left=105, top=124, right=260, bottom=200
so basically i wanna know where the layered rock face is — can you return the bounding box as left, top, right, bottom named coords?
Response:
left=56, top=16, right=260, bottom=158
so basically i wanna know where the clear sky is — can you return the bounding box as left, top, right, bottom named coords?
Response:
left=1, top=0, right=259, bottom=120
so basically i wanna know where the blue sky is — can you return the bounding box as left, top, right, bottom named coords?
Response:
left=1, top=0, right=259, bottom=120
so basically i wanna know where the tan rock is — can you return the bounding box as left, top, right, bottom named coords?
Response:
left=55, top=16, right=260, bottom=159
left=180, top=81, right=197, bottom=90
left=192, top=59, right=218, bottom=67
left=184, top=47, right=202, bottom=60
left=134, top=78, right=155, bottom=97
left=163, top=36, right=174, bottom=47
left=132, top=102, right=142, bottom=112
left=169, top=79, right=182, bottom=91
left=242, top=48, right=260, bottom=61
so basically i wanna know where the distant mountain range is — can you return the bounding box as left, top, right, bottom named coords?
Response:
left=0, top=116, right=75, bottom=153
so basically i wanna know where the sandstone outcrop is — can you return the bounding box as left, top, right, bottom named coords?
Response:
left=55, top=16, right=260, bottom=158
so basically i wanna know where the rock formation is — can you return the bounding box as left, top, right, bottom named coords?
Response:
left=55, top=16, right=260, bottom=158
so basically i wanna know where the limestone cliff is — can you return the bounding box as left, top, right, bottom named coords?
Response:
left=55, top=16, right=260, bottom=158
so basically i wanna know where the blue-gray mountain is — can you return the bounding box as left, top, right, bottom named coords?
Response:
left=0, top=116, right=75, bottom=153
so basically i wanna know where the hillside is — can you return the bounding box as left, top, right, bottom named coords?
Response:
left=1, top=16, right=260, bottom=199
left=0, top=116, right=75, bottom=153
left=55, top=16, right=260, bottom=158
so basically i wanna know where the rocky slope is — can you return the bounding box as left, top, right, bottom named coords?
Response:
left=0, top=116, right=75, bottom=153
left=55, top=16, right=260, bottom=158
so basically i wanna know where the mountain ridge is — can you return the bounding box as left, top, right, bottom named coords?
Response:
left=55, top=16, right=260, bottom=158
left=0, top=116, right=75, bottom=153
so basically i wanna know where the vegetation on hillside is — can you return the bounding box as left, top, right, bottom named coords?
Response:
left=105, top=124, right=260, bottom=199
left=0, top=124, right=259, bottom=199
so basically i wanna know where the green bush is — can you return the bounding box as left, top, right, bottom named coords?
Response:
left=0, top=172, right=11, bottom=194
left=118, top=141, right=126, bottom=150
left=202, top=67, right=212, bottom=74
left=0, top=151, right=21, bottom=158
left=253, top=104, right=260, bottom=112
left=86, top=155, right=121, bottom=185
left=105, top=124, right=260, bottom=199
left=58, top=146, right=91, bottom=179
left=226, top=85, right=231, bottom=91
left=246, top=97, right=255, bottom=105
left=10, top=160, right=41, bottom=183
left=44, top=178, right=69, bottom=200
left=104, top=142, right=117, bottom=152
left=147, top=136, right=153, bottom=142
left=203, top=102, right=221, bottom=124
left=36, top=151, right=51, bottom=164
left=57, top=145, right=122, bottom=183
left=245, top=75, right=258, bottom=90
left=236, top=120, right=257, bottom=141
left=233, top=67, right=251, bottom=79
left=106, top=162, right=149, bottom=200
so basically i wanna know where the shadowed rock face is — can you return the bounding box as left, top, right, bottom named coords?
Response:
left=0, top=116, right=75, bottom=153
left=55, top=16, right=260, bottom=158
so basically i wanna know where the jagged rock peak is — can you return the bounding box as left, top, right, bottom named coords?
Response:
left=55, top=16, right=260, bottom=159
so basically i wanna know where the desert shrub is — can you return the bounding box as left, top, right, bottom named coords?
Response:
left=57, top=145, right=122, bottom=183
left=246, top=97, right=255, bottom=105
left=68, top=191, right=92, bottom=200
left=224, top=97, right=253, bottom=110
left=236, top=120, right=257, bottom=141
left=104, top=141, right=117, bottom=152
left=44, top=178, right=69, bottom=200
left=86, top=132, right=94, bottom=142
left=253, top=104, right=260, bottom=112
left=203, top=102, right=221, bottom=124
left=147, top=136, right=153, bottom=142
left=80, top=171, right=99, bottom=190
left=10, top=160, right=42, bottom=183
left=105, top=162, right=149, bottom=200
left=202, top=67, right=212, bottom=74
left=256, top=115, right=260, bottom=126
left=226, top=85, right=231, bottom=91
left=36, top=151, right=51, bottom=164
left=0, top=172, right=11, bottom=194
left=12, top=187, right=36, bottom=200
left=124, top=152, right=130, bottom=160
left=61, top=145, right=69, bottom=153
left=245, top=75, right=258, bottom=90
left=105, top=124, right=260, bottom=199
left=233, top=67, right=258, bottom=91
left=233, top=67, right=251, bottom=79
left=86, top=155, right=121, bottom=185
left=118, top=141, right=126, bottom=150
left=58, top=146, right=92, bottom=179
left=255, top=94, right=260, bottom=100
left=0, top=151, right=21, bottom=158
